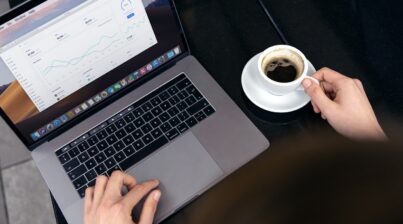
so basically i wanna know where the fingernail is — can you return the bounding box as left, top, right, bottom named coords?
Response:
left=153, top=190, right=161, bottom=201
left=302, top=79, right=312, bottom=88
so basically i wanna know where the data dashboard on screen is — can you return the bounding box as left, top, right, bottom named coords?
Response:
left=0, top=0, right=157, bottom=112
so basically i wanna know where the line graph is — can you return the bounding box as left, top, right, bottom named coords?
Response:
left=41, top=33, right=120, bottom=75
left=0, top=0, right=158, bottom=112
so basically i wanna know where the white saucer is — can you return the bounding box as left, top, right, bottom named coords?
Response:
left=241, top=53, right=316, bottom=113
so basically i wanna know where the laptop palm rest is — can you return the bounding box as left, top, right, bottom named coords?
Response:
left=128, top=132, right=224, bottom=221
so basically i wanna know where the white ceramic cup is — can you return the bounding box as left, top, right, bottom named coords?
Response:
left=257, top=45, right=318, bottom=96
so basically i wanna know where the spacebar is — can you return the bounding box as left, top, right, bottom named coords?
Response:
left=119, top=136, right=169, bottom=171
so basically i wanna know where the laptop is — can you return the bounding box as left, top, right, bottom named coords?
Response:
left=0, top=0, right=269, bottom=223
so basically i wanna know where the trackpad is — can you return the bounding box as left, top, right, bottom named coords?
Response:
left=128, top=132, right=224, bottom=221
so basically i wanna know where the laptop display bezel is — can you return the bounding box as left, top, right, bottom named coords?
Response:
left=0, top=0, right=190, bottom=150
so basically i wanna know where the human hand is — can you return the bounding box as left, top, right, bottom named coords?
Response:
left=302, top=67, right=387, bottom=141
left=84, top=171, right=161, bottom=224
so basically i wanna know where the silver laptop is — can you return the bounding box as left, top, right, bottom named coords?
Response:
left=0, top=0, right=269, bottom=223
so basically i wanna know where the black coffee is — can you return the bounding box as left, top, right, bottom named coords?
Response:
left=265, top=58, right=298, bottom=83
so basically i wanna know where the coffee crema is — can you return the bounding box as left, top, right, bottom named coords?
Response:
left=265, top=58, right=299, bottom=83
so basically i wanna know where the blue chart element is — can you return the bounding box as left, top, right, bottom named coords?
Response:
left=127, top=13, right=135, bottom=19
left=42, top=33, right=120, bottom=75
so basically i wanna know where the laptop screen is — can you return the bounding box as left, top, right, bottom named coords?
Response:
left=0, top=0, right=186, bottom=147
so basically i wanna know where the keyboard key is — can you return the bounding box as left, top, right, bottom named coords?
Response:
left=142, top=112, right=154, bottom=121
left=120, top=136, right=169, bottom=170
left=73, top=176, right=87, bottom=189
left=96, top=130, right=108, bottom=140
left=85, top=169, right=97, bottom=182
left=133, top=140, right=145, bottom=151
left=168, top=107, right=179, bottom=116
left=78, top=185, right=87, bottom=198
left=133, top=108, right=144, bottom=117
left=185, top=117, right=198, bottom=127
left=177, top=79, right=191, bottom=90
left=151, top=128, right=163, bottom=138
left=132, top=129, right=144, bottom=139
left=104, top=147, right=116, bottom=157
left=123, top=135, right=135, bottom=145
left=87, top=136, right=99, bottom=146
left=106, top=135, right=118, bottom=145
left=124, top=113, right=135, bottom=123
left=85, top=158, right=97, bottom=170
left=113, top=141, right=125, bottom=151
left=177, top=123, right=189, bottom=133
left=115, top=129, right=127, bottom=139
left=168, top=86, right=179, bottom=95
left=196, top=112, right=207, bottom=122
left=142, top=134, right=154, bottom=145
left=123, top=145, right=136, bottom=156
left=159, top=91, right=170, bottom=101
left=186, top=85, right=198, bottom=95
left=63, top=158, right=79, bottom=172
left=185, top=95, right=197, bottom=106
left=68, top=147, right=80, bottom=158
left=192, top=89, right=203, bottom=100
left=77, top=142, right=89, bottom=152
left=115, top=119, right=126, bottom=129
left=88, top=147, right=99, bottom=157
left=159, top=112, right=170, bottom=122
left=114, top=151, right=125, bottom=162
left=160, top=101, right=171, bottom=110
left=177, top=111, right=190, bottom=121
left=160, top=123, right=172, bottom=132
left=142, top=102, right=153, bottom=112
left=169, top=117, right=180, bottom=127
left=106, top=124, right=117, bottom=135
left=177, top=101, right=188, bottom=110
left=187, top=99, right=209, bottom=115
left=203, top=106, right=215, bottom=116
left=105, top=157, right=117, bottom=169
left=166, top=128, right=180, bottom=140
left=97, top=140, right=108, bottom=151
left=141, top=123, right=152, bottom=134
left=150, top=117, right=162, bottom=128
left=107, top=165, right=121, bottom=176
left=134, top=118, right=145, bottom=128
left=124, top=123, right=135, bottom=133
left=151, top=97, right=162, bottom=106
left=58, top=153, right=70, bottom=164
left=151, top=106, right=163, bottom=117
left=169, top=95, right=180, bottom=105
left=95, top=163, right=107, bottom=175
left=88, top=179, right=96, bottom=187
left=95, top=152, right=107, bottom=163
left=78, top=151, right=90, bottom=163
left=177, top=90, right=189, bottom=100
left=56, top=145, right=70, bottom=156
left=68, top=164, right=87, bottom=181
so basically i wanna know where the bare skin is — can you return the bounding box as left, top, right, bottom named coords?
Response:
left=302, top=67, right=387, bottom=141
left=83, top=171, right=161, bottom=224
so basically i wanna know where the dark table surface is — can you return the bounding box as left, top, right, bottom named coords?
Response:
left=7, top=0, right=401, bottom=222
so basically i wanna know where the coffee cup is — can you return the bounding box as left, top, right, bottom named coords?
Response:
left=257, top=45, right=318, bottom=96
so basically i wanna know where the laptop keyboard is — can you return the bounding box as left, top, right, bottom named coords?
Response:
left=55, top=73, right=215, bottom=198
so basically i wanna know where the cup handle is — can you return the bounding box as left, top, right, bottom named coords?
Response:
left=296, top=76, right=320, bottom=91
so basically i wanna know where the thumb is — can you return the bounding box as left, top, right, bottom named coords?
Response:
left=302, top=79, right=335, bottom=114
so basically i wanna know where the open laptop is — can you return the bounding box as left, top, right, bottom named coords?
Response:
left=0, top=0, right=269, bottom=223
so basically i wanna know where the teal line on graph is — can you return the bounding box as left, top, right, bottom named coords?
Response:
left=124, top=16, right=146, bottom=33
left=42, top=33, right=120, bottom=75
